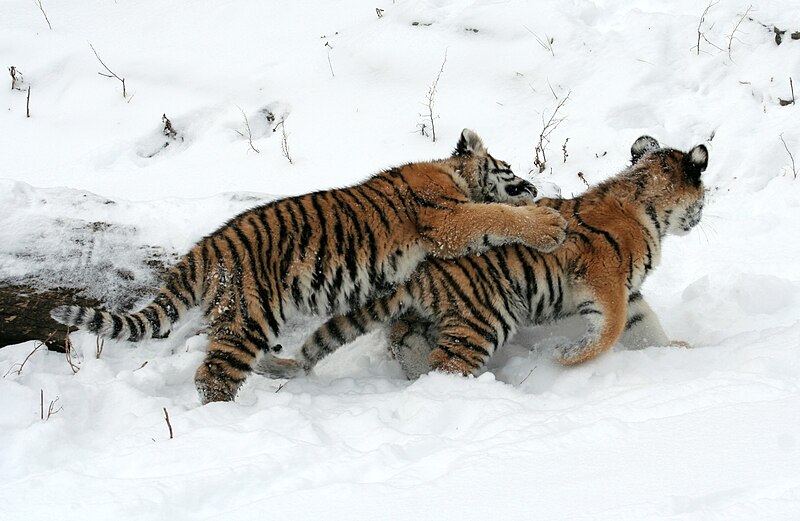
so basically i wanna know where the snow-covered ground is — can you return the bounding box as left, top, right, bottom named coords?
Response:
left=2, top=1, right=799, bottom=519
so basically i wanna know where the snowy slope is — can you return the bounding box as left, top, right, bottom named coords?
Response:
left=2, top=1, right=800, bottom=520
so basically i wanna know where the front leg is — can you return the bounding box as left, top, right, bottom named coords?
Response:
left=557, top=282, right=627, bottom=366
left=418, top=203, right=567, bottom=258
left=621, top=292, right=689, bottom=349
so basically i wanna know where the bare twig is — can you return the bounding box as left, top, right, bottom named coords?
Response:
left=9, top=66, right=22, bottom=90
left=40, top=390, right=61, bottom=420
left=727, top=6, right=753, bottom=60
left=63, top=331, right=80, bottom=374
left=274, top=120, right=293, bottom=164
left=524, top=26, right=554, bottom=56
left=780, top=134, right=797, bottom=179
left=779, top=77, right=795, bottom=106
left=562, top=137, right=569, bottom=163
left=234, top=107, right=260, bottom=154
left=376, top=8, right=384, bottom=18
left=33, top=0, right=52, bottom=30
left=327, top=50, right=335, bottom=79
left=533, top=92, right=571, bottom=173
left=577, top=171, right=589, bottom=187
left=26, top=86, right=31, bottom=118
left=518, top=366, right=537, bottom=385
left=275, top=382, right=285, bottom=393
left=419, top=50, right=447, bottom=143
left=3, top=338, right=48, bottom=377
left=163, top=407, right=173, bottom=439
left=695, top=1, right=720, bottom=55
left=95, top=336, right=104, bottom=359
left=89, top=43, right=127, bottom=98
left=133, top=361, right=149, bottom=372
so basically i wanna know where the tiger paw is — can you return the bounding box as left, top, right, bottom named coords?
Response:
left=555, top=338, right=595, bottom=366
left=520, top=206, right=567, bottom=253
left=256, top=354, right=305, bottom=379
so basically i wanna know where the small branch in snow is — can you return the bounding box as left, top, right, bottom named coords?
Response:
left=376, top=8, right=384, bottom=19
left=274, top=119, right=293, bottom=165
left=523, top=26, right=554, bottom=56
left=63, top=331, right=80, bottom=374
left=33, top=0, right=53, bottom=30
left=3, top=340, right=46, bottom=378
left=533, top=92, right=570, bottom=174
left=694, top=1, right=720, bottom=56
left=780, top=134, right=797, bottom=179
left=163, top=407, right=174, bottom=439
left=562, top=137, right=569, bottom=164
left=518, top=366, right=537, bottom=385
left=727, top=5, right=752, bottom=60
left=9, top=66, right=22, bottom=90
left=40, top=390, right=62, bottom=420
left=26, top=86, right=31, bottom=118
left=234, top=107, right=260, bottom=154
left=577, top=171, right=589, bottom=188
left=779, top=77, right=795, bottom=106
left=89, top=42, right=127, bottom=98
left=418, top=50, right=447, bottom=143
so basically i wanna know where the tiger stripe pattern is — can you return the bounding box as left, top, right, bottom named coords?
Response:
left=267, top=136, right=708, bottom=379
left=51, top=129, right=568, bottom=403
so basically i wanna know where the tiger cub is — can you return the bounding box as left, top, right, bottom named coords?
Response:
left=267, top=136, right=707, bottom=379
left=51, top=129, right=568, bottom=403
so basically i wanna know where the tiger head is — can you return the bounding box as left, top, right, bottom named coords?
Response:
left=449, top=128, right=537, bottom=203
left=628, top=135, right=708, bottom=237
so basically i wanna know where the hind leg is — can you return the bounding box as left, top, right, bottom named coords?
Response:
left=388, top=311, right=438, bottom=380
left=427, top=322, right=497, bottom=377
left=195, top=327, right=259, bottom=403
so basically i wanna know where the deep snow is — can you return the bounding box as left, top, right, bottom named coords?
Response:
left=1, top=1, right=799, bottom=520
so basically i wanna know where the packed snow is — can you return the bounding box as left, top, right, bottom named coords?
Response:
left=1, top=1, right=799, bottom=519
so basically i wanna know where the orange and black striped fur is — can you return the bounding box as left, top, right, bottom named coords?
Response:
left=269, top=136, right=708, bottom=379
left=51, top=129, right=568, bottom=403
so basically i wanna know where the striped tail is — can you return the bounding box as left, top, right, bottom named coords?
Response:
left=50, top=256, right=200, bottom=342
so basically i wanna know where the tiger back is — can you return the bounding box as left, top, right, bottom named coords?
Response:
left=51, top=129, right=568, bottom=403
left=278, top=136, right=708, bottom=379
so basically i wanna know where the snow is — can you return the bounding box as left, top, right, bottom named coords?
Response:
left=2, top=0, right=800, bottom=519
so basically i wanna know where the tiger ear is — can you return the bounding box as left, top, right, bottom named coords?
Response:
left=630, top=135, right=660, bottom=162
left=683, top=144, right=708, bottom=183
left=454, top=129, right=488, bottom=157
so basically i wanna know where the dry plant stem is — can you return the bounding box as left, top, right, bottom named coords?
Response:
left=780, top=134, right=797, bottom=179
left=4, top=340, right=46, bottom=377
left=696, top=1, right=720, bottom=55
left=89, top=43, right=127, bottom=98
left=163, top=407, right=174, bottom=439
left=34, top=0, right=52, bottom=30
left=9, top=66, right=19, bottom=90
left=26, top=86, right=30, bottom=118
left=64, top=332, right=80, bottom=374
left=524, top=26, right=554, bottom=56
left=534, top=92, right=570, bottom=173
left=95, top=336, right=104, bottom=359
left=727, top=6, right=753, bottom=60
left=424, top=50, right=447, bottom=143
left=275, top=120, right=293, bottom=164
left=236, top=107, right=260, bottom=153
left=327, top=50, right=335, bottom=79
left=780, top=77, right=796, bottom=106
